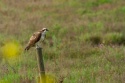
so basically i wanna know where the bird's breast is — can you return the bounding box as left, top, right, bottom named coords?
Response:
left=41, top=31, right=46, bottom=41
left=41, top=35, right=44, bottom=40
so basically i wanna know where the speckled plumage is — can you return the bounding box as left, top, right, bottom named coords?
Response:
left=25, top=28, right=48, bottom=51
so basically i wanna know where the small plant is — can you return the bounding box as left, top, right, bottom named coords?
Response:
left=103, top=32, right=125, bottom=45
left=83, top=33, right=102, bottom=45
left=97, top=0, right=112, bottom=4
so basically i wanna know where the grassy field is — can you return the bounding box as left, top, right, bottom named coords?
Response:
left=0, top=0, right=125, bottom=83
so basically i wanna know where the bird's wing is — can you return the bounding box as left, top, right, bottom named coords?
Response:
left=25, top=32, right=41, bottom=50
left=28, top=32, right=41, bottom=46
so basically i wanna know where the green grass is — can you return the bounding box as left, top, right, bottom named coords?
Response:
left=0, top=0, right=125, bottom=83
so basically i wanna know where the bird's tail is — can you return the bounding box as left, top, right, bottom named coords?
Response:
left=24, top=45, right=30, bottom=51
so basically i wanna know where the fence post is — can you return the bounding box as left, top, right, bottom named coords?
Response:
left=36, top=47, right=46, bottom=83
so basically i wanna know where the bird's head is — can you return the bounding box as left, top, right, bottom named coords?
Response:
left=40, top=28, right=49, bottom=32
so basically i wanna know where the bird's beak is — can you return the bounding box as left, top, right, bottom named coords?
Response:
left=46, top=29, right=49, bottom=31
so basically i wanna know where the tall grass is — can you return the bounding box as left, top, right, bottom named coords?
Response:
left=0, top=0, right=125, bottom=83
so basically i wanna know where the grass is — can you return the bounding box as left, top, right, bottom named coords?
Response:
left=0, top=0, right=125, bottom=83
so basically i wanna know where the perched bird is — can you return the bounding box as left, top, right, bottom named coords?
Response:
left=25, top=28, right=49, bottom=51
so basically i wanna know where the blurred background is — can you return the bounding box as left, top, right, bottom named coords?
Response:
left=0, top=0, right=125, bottom=83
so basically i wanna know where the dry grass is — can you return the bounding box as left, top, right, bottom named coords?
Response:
left=0, top=0, right=125, bottom=83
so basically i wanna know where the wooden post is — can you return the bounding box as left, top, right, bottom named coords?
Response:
left=36, top=47, right=46, bottom=83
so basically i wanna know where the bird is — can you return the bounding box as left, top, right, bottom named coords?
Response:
left=25, top=28, right=49, bottom=51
